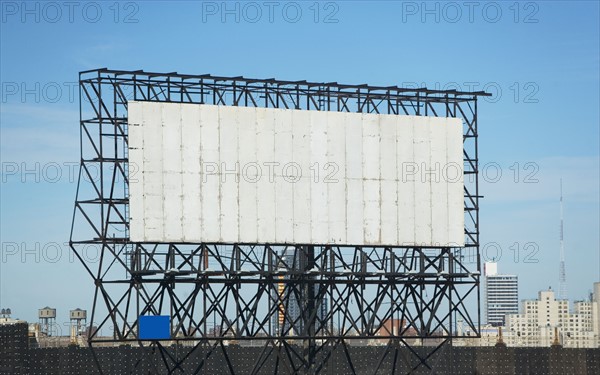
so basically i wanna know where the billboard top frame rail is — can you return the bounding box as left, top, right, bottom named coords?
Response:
left=79, top=69, right=491, bottom=115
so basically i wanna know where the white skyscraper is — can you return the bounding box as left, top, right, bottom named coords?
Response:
left=506, top=286, right=599, bottom=348
left=484, top=262, right=519, bottom=326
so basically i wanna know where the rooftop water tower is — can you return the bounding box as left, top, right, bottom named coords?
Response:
left=69, top=308, right=87, bottom=344
left=38, top=307, right=56, bottom=336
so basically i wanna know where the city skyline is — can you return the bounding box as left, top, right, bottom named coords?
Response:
left=1, top=265, right=597, bottom=332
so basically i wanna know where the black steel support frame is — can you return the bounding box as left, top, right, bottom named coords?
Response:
left=70, top=68, right=489, bottom=374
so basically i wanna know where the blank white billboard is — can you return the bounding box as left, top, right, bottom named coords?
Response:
left=128, top=101, right=464, bottom=247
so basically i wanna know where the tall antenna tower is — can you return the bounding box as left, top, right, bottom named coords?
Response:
left=559, top=179, right=567, bottom=300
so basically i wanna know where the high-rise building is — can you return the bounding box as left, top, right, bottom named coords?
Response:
left=271, top=247, right=328, bottom=336
left=594, top=282, right=600, bottom=338
left=484, top=262, right=518, bottom=326
left=506, top=286, right=599, bottom=348
left=457, top=282, right=600, bottom=347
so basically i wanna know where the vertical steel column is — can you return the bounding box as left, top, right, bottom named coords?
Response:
left=302, top=245, right=316, bottom=373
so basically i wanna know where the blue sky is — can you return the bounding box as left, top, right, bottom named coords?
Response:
left=1, top=1, right=599, bottom=325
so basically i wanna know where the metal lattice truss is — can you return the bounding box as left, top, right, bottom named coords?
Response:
left=70, top=69, right=489, bottom=374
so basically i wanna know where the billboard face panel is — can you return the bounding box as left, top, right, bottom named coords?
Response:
left=128, top=101, right=464, bottom=246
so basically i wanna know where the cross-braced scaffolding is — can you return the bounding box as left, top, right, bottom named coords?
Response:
left=70, top=68, right=489, bottom=374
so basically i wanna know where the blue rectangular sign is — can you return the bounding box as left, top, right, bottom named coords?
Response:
left=138, top=315, right=170, bottom=340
